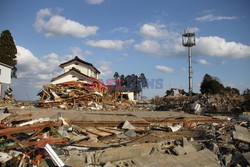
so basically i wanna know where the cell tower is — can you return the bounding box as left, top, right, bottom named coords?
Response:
left=182, top=28, right=196, bottom=96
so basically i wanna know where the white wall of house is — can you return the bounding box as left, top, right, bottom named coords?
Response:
left=91, top=70, right=95, bottom=78
left=63, top=64, right=98, bottom=78
left=173, top=89, right=180, bottom=97
left=64, top=64, right=88, bottom=75
left=51, top=74, right=78, bottom=85
left=121, top=92, right=135, bottom=101
left=0, top=64, right=11, bottom=84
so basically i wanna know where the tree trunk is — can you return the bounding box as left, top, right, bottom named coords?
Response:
left=141, top=89, right=143, bottom=100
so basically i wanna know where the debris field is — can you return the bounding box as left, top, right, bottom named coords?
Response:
left=0, top=106, right=249, bottom=167
left=0, top=82, right=249, bottom=166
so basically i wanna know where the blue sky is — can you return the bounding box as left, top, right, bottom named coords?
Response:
left=0, top=0, right=250, bottom=100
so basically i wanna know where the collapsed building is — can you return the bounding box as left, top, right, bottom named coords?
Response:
left=166, top=88, right=186, bottom=97
left=107, top=84, right=137, bottom=101
left=37, top=56, right=140, bottom=110
left=38, top=57, right=108, bottom=109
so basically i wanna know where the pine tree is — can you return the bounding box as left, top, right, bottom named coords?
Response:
left=139, top=73, right=148, bottom=100
left=0, top=30, right=17, bottom=78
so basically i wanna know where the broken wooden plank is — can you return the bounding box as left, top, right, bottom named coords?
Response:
left=143, top=117, right=227, bottom=124
left=97, top=127, right=121, bottom=135
left=0, top=121, right=62, bottom=136
left=3, top=138, right=68, bottom=150
left=0, top=113, right=11, bottom=122
left=86, top=128, right=113, bottom=137
left=71, top=121, right=150, bottom=127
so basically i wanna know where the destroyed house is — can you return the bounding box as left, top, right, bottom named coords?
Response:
left=166, top=88, right=186, bottom=97
left=0, top=62, right=12, bottom=98
left=51, top=56, right=100, bottom=84
left=50, top=56, right=106, bottom=94
left=107, top=85, right=136, bottom=101
left=0, top=62, right=12, bottom=85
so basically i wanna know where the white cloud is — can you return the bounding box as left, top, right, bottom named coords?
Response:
left=134, top=23, right=185, bottom=57
left=14, top=45, right=64, bottom=97
left=16, top=46, right=61, bottom=80
left=34, top=8, right=99, bottom=38
left=196, top=13, right=237, bottom=22
left=111, top=27, right=129, bottom=33
left=134, top=40, right=163, bottom=56
left=139, top=23, right=168, bottom=39
left=85, top=39, right=134, bottom=50
left=43, top=53, right=61, bottom=67
left=70, top=47, right=92, bottom=60
left=155, top=65, right=174, bottom=74
left=97, top=61, right=112, bottom=76
left=135, top=22, right=250, bottom=59
left=16, top=46, right=41, bottom=66
left=134, top=38, right=184, bottom=57
left=37, top=74, right=51, bottom=80
left=199, top=59, right=210, bottom=65
left=85, top=0, right=105, bottom=5
left=16, top=45, right=95, bottom=90
left=195, top=36, right=250, bottom=58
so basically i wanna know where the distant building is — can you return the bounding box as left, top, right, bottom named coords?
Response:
left=107, top=85, right=136, bottom=101
left=166, top=88, right=186, bottom=97
left=51, top=56, right=100, bottom=84
left=0, top=62, right=12, bottom=97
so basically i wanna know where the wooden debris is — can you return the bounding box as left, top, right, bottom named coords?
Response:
left=86, top=128, right=113, bottom=137
left=37, top=81, right=109, bottom=109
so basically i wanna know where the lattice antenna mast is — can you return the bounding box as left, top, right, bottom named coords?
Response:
left=182, top=28, right=196, bottom=96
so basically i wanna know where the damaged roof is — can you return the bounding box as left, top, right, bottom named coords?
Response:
left=59, top=56, right=100, bottom=74
left=51, top=67, right=90, bottom=82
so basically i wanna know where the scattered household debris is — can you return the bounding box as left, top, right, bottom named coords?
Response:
left=37, top=81, right=108, bottom=109
left=3, top=88, right=15, bottom=103
left=154, top=94, right=247, bottom=114
left=1, top=82, right=250, bottom=166
left=37, top=81, right=140, bottom=110
left=0, top=107, right=249, bottom=166
left=0, top=88, right=16, bottom=105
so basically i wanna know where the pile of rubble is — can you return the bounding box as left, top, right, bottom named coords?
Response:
left=0, top=108, right=249, bottom=166
left=37, top=82, right=109, bottom=110
left=0, top=88, right=16, bottom=105
left=62, top=121, right=250, bottom=167
left=37, top=82, right=138, bottom=111
left=154, top=94, right=246, bottom=114
left=0, top=113, right=67, bottom=166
